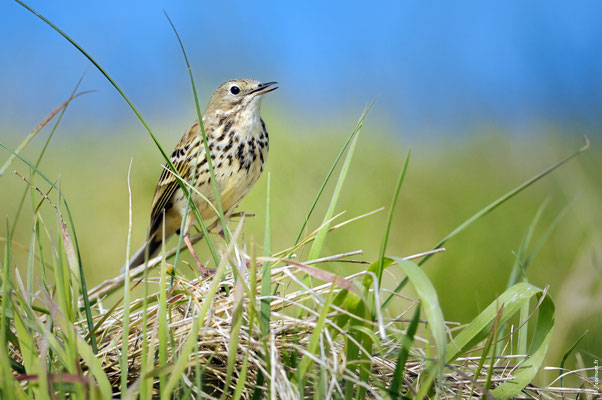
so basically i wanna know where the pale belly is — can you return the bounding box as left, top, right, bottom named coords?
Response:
left=170, top=151, right=265, bottom=230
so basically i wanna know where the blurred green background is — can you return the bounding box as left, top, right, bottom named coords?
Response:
left=1, top=0, right=601, bottom=381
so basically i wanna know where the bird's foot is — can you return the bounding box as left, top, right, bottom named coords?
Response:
left=183, top=232, right=214, bottom=278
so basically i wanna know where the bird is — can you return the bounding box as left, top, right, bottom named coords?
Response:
left=124, top=79, right=278, bottom=275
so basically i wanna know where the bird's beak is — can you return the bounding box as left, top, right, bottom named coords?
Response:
left=250, top=81, right=279, bottom=96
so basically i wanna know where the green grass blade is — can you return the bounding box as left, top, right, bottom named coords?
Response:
left=383, top=137, right=590, bottom=308
left=51, top=216, right=72, bottom=325
left=517, top=196, right=576, bottom=281
left=223, top=276, right=245, bottom=398
left=10, top=298, right=38, bottom=377
left=260, top=173, right=272, bottom=334
left=158, top=223, right=168, bottom=393
left=413, top=363, right=439, bottom=400
left=139, top=255, right=152, bottom=400
left=421, top=138, right=588, bottom=266
left=509, top=197, right=574, bottom=355
left=506, top=198, right=550, bottom=288
left=392, top=258, right=447, bottom=364
left=59, top=214, right=80, bottom=309
left=232, top=352, right=249, bottom=400
left=10, top=74, right=90, bottom=237
left=470, top=305, right=504, bottom=397
left=254, top=174, right=272, bottom=399
left=517, top=300, right=530, bottom=356
left=11, top=292, right=50, bottom=399
left=377, top=149, right=411, bottom=287
left=491, top=292, right=554, bottom=399
left=25, top=218, right=37, bottom=305
left=247, top=245, right=259, bottom=328
left=1, top=224, right=17, bottom=397
left=75, top=334, right=112, bottom=398
left=13, top=282, right=71, bottom=371
left=296, top=286, right=336, bottom=385
left=0, top=89, right=92, bottom=177
left=388, top=304, right=420, bottom=398
left=293, top=102, right=375, bottom=247
left=307, top=105, right=372, bottom=261
left=61, top=198, right=97, bottom=353
left=446, top=282, right=538, bottom=362
left=344, top=333, right=360, bottom=400
left=443, top=282, right=555, bottom=399
left=558, top=330, right=588, bottom=387
left=483, top=309, right=502, bottom=393
left=164, top=11, right=228, bottom=234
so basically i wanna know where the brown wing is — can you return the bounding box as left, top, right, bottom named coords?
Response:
left=149, top=122, right=203, bottom=226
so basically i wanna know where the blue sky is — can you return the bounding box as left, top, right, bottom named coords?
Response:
left=1, top=1, right=601, bottom=137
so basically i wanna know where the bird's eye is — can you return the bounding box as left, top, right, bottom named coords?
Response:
left=230, top=86, right=240, bottom=95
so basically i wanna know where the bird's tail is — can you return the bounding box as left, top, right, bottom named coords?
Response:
left=120, top=235, right=162, bottom=274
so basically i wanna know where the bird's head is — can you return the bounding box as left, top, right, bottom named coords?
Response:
left=206, top=79, right=278, bottom=115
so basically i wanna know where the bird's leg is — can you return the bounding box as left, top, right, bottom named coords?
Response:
left=215, top=216, right=229, bottom=240
left=183, top=232, right=213, bottom=277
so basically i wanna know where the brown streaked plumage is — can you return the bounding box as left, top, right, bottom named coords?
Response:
left=125, top=79, right=277, bottom=274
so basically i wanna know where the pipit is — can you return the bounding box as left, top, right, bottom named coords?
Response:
left=125, top=79, right=278, bottom=274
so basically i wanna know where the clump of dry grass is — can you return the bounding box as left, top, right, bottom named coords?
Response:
left=6, top=261, right=600, bottom=399
left=40, top=214, right=587, bottom=399
left=21, top=230, right=592, bottom=399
